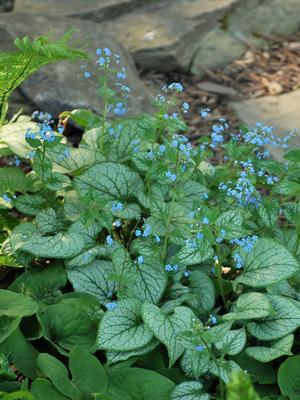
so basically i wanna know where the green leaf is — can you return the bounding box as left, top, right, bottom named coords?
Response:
left=174, top=181, right=208, bottom=210
left=0, top=122, right=34, bottom=157
left=0, top=290, right=38, bottom=318
left=278, top=355, right=300, bottom=400
left=108, top=367, right=175, bottom=400
left=226, top=371, right=261, bottom=400
left=214, top=328, right=247, bottom=355
left=222, top=292, right=274, bottom=321
left=216, top=209, right=249, bottom=240
left=142, top=304, right=195, bottom=366
left=234, top=238, right=299, bottom=288
left=174, top=239, right=214, bottom=266
left=186, top=270, right=215, bottom=315
left=127, top=258, right=167, bottom=304
left=210, top=359, right=241, bottom=384
left=20, top=232, right=85, bottom=259
left=171, top=382, right=209, bottom=400
left=67, top=260, right=116, bottom=305
left=257, top=200, right=279, bottom=228
left=9, top=264, right=67, bottom=304
left=180, top=349, right=210, bottom=379
left=98, top=299, right=153, bottom=351
left=0, top=168, right=32, bottom=194
left=37, top=354, right=81, bottom=399
left=0, top=317, right=20, bottom=343
left=31, top=378, right=69, bottom=400
left=38, top=302, right=97, bottom=352
left=246, top=334, right=294, bottom=362
left=106, top=338, right=159, bottom=364
left=273, top=180, right=300, bottom=197
left=0, top=328, right=38, bottom=379
left=247, top=294, right=300, bottom=340
left=14, top=195, right=45, bottom=216
left=35, top=209, right=60, bottom=234
left=69, top=346, right=108, bottom=399
left=75, top=162, right=144, bottom=201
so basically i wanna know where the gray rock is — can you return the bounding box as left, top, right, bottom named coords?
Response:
left=191, top=28, right=246, bottom=77
left=230, top=90, right=300, bottom=160
left=13, top=0, right=147, bottom=22
left=228, top=0, right=300, bottom=38
left=0, top=13, right=153, bottom=118
left=102, top=0, right=242, bottom=71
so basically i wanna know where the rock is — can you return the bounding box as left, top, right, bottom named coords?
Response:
left=0, top=0, right=13, bottom=12
left=102, top=0, right=242, bottom=71
left=229, top=90, right=300, bottom=160
left=228, top=0, right=300, bottom=38
left=0, top=13, right=153, bottom=118
left=13, top=0, right=147, bottom=22
left=197, top=81, right=238, bottom=97
left=191, top=28, right=246, bottom=77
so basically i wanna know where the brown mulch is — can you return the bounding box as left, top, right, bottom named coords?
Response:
left=140, top=31, right=300, bottom=142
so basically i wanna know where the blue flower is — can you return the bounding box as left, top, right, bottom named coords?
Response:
left=83, top=71, right=91, bottom=79
left=14, top=157, right=21, bottom=166
left=200, top=108, right=210, bottom=118
left=111, top=202, right=124, bottom=212
left=195, top=344, right=205, bottom=352
left=182, top=102, right=189, bottom=113
left=113, top=219, right=122, bottom=228
left=233, top=253, right=243, bottom=269
left=113, top=102, right=127, bottom=116
left=196, top=232, right=203, bottom=240
left=184, top=270, right=191, bottom=277
left=104, top=47, right=112, bottom=56
left=159, top=144, right=166, bottom=153
left=135, top=229, right=142, bottom=237
left=168, top=82, right=184, bottom=92
left=106, top=235, right=114, bottom=246
left=137, top=256, right=144, bottom=265
left=210, top=315, right=217, bottom=325
left=106, top=302, right=117, bottom=310
left=154, top=234, right=161, bottom=243
left=143, top=224, right=151, bottom=237
left=116, top=67, right=126, bottom=80
left=2, top=194, right=11, bottom=203
left=202, top=217, right=209, bottom=225
left=165, top=171, right=177, bottom=182
left=165, top=264, right=173, bottom=272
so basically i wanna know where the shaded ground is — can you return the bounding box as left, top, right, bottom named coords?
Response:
left=141, top=31, right=300, bottom=141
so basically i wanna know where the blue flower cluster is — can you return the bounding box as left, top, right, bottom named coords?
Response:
left=231, top=235, right=258, bottom=269
left=111, top=202, right=123, bottom=212
left=165, top=264, right=178, bottom=272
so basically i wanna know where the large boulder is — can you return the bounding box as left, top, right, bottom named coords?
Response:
left=13, top=0, right=148, bottom=22
left=0, top=13, right=153, bottom=118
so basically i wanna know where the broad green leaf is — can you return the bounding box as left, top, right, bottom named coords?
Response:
left=216, top=209, right=249, bottom=240
left=246, top=334, right=294, bottom=362
left=35, top=208, right=60, bottom=234
left=0, top=167, right=32, bottom=194
left=174, top=239, right=214, bottom=266
left=174, top=181, right=208, bottom=210
left=9, top=264, right=67, bottom=304
left=14, top=195, right=45, bottom=216
left=106, top=338, right=159, bottom=364
left=98, top=299, right=153, bottom=351
left=31, top=378, right=69, bottom=400
left=273, top=180, right=300, bottom=197
left=222, top=292, right=273, bottom=321
left=234, top=238, right=299, bottom=288
left=108, top=367, right=175, bottom=400
left=127, top=258, right=167, bottom=304
left=0, top=329, right=38, bottom=380
left=278, top=355, right=300, bottom=400
left=20, top=232, right=85, bottom=259
left=142, top=304, right=194, bottom=366
left=0, top=316, right=21, bottom=343
left=69, top=346, right=108, bottom=399
left=210, top=359, right=241, bottom=383
left=180, top=349, right=210, bottom=379
left=214, top=328, right=246, bottom=355
left=247, top=295, right=300, bottom=340
left=67, top=260, right=116, bottom=305
left=0, top=290, right=38, bottom=318
left=37, top=354, right=81, bottom=399
left=186, top=270, right=215, bottom=315
left=258, top=200, right=279, bottom=228
left=171, top=381, right=209, bottom=400
left=75, top=162, right=144, bottom=201
left=0, top=121, right=34, bottom=157
left=48, top=144, right=103, bottom=174
left=38, top=303, right=97, bottom=352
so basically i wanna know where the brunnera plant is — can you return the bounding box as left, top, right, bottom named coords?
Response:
left=0, top=40, right=300, bottom=400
